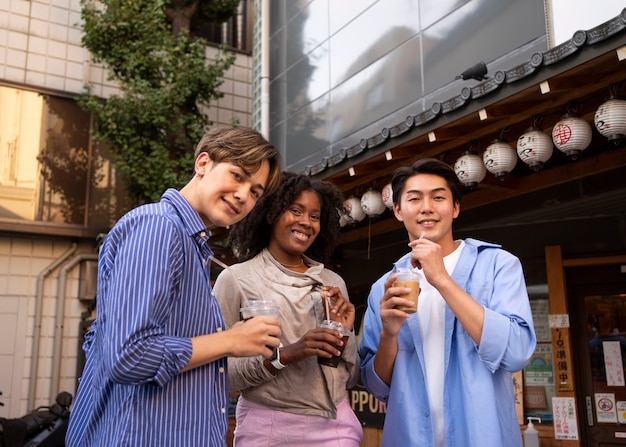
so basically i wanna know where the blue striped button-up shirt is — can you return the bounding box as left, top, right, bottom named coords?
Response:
left=66, top=188, right=228, bottom=447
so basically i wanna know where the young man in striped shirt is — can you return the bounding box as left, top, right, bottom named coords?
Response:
left=67, top=127, right=282, bottom=447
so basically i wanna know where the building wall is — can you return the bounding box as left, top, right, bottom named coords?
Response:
left=0, top=1, right=252, bottom=126
left=267, top=0, right=547, bottom=173
left=0, top=0, right=253, bottom=417
left=0, top=236, right=95, bottom=415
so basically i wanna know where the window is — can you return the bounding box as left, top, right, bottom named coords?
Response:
left=194, top=0, right=252, bottom=53
left=0, top=85, right=130, bottom=228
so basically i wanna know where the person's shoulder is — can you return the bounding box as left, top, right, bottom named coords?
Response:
left=320, top=267, right=346, bottom=284
left=110, top=202, right=164, bottom=232
left=464, top=237, right=501, bottom=249
left=320, top=263, right=341, bottom=276
left=218, top=255, right=261, bottom=278
left=464, top=238, right=521, bottom=264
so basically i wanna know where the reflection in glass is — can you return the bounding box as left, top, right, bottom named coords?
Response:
left=0, top=87, right=44, bottom=220
left=0, top=85, right=129, bottom=228
left=587, top=294, right=626, bottom=400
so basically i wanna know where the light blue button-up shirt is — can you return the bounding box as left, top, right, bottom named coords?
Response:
left=360, top=238, right=536, bottom=447
left=67, top=189, right=228, bottom=447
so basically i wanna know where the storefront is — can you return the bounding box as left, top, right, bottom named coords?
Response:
left=299, top=11, right=626, bottom=447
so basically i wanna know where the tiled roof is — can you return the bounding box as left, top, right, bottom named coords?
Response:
left=304, top=7, right=626, bottom=178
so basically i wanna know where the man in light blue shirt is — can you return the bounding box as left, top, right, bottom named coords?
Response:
left=360, top=158, right=536, bottom=447
left=66, top=127, right=283, bottom=447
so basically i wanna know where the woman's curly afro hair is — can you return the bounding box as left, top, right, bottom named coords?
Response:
left=228, top=171, right=345, bottom=264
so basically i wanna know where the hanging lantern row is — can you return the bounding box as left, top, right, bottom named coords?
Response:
left=340, top=185, right=395, bottom=227
left=340, top=98, right=626, bottom=225
left=454, top=96, right=626, bottom=188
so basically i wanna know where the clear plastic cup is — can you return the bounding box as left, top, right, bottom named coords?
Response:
left=392, top=268, right=421, bottom=313
left=240, top=299, right=280, bottom=320
left=317, top=320, right=350, bottom=367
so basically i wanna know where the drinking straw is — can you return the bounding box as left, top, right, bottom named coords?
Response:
left=314, top=285, right=331, bottom=320
left=325, top=292, right=331, bottom=321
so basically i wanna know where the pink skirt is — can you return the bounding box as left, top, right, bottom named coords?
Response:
left=233, top=396, right=363, bottom=447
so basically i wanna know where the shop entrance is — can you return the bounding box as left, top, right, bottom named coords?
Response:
left=569, top=262, right=626, bottom=446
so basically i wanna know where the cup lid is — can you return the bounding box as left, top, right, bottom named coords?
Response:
left=395, top=267, right=422, bottom=280
left=321, top=319, right=350, bottom=334
left=240, top=299, right=280, bottom=312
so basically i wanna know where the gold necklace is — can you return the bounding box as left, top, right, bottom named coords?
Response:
left=278, top=258, right=304, bottom=268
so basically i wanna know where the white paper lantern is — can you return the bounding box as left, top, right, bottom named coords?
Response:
left=361, top=189, right=386, bottom=216
left=594, top=96, right=626, bottom=144
left=343, top=196, right=366, bottom=223
left=482, top=139, right=517, bottom=180
left=381, top=183, right=394, bottom=209
left=516, top=127, right=553, bottom=171
left=454, top=151, right=486, bottom=190
left=552, top=113, right=592, bottom=160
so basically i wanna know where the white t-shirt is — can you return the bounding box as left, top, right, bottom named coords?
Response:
left=417, top=240, right=465, bottom=446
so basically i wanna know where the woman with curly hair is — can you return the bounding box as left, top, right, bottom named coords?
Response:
left=213, top=171, right=362, bottom=446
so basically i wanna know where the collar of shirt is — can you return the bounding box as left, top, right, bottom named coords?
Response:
left=161, top=188, right=209, bottom=239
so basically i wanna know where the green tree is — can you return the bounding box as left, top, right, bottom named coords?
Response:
left=78, top=0, right=239, bottom=205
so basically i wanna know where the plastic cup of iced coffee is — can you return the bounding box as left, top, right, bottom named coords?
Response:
left=392, top=268, right=421, bottom=313
left=317, top=320, right=350, bottom=368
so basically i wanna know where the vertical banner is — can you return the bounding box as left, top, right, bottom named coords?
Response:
left=552, top=397, right=579, bottom=440
left=550, top=324, right=574, bottom=392
left=603, top=341, right=625, bottom=387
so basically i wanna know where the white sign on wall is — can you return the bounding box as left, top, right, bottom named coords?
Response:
left=552, top=397, right=579, bottom=440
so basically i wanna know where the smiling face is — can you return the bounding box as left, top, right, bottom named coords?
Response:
left=393, top=173, right=460, bottom=255
left=268, top=189, right=321, bottom=262
left=181, top=152, right=270, bottom=228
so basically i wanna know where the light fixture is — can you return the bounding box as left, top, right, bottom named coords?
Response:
left=482, top=139, right=517, bottom=180
left=361, top=189, right=386, bottom=217
left=552, top=112, right=592, bottom=160
left=381, top=183, right=394, bottom=209
left=454, top=151, right=486, bottom=190
left=516, top=126, right=553, bottom=171
left=343, top=196, right=366, bottom=223
left=594, top=95, right=626, bottom=144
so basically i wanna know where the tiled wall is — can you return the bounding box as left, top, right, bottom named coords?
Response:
left=0, top=236, right=95, bottom=416
left=0, top=0, right=253, bottom=126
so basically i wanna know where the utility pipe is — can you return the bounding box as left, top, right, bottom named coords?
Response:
left=28, top=243, right=77, bottom=410
left=260, top=0, right=270, bottom=139
left=50, top=253, right=98, bottom=400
